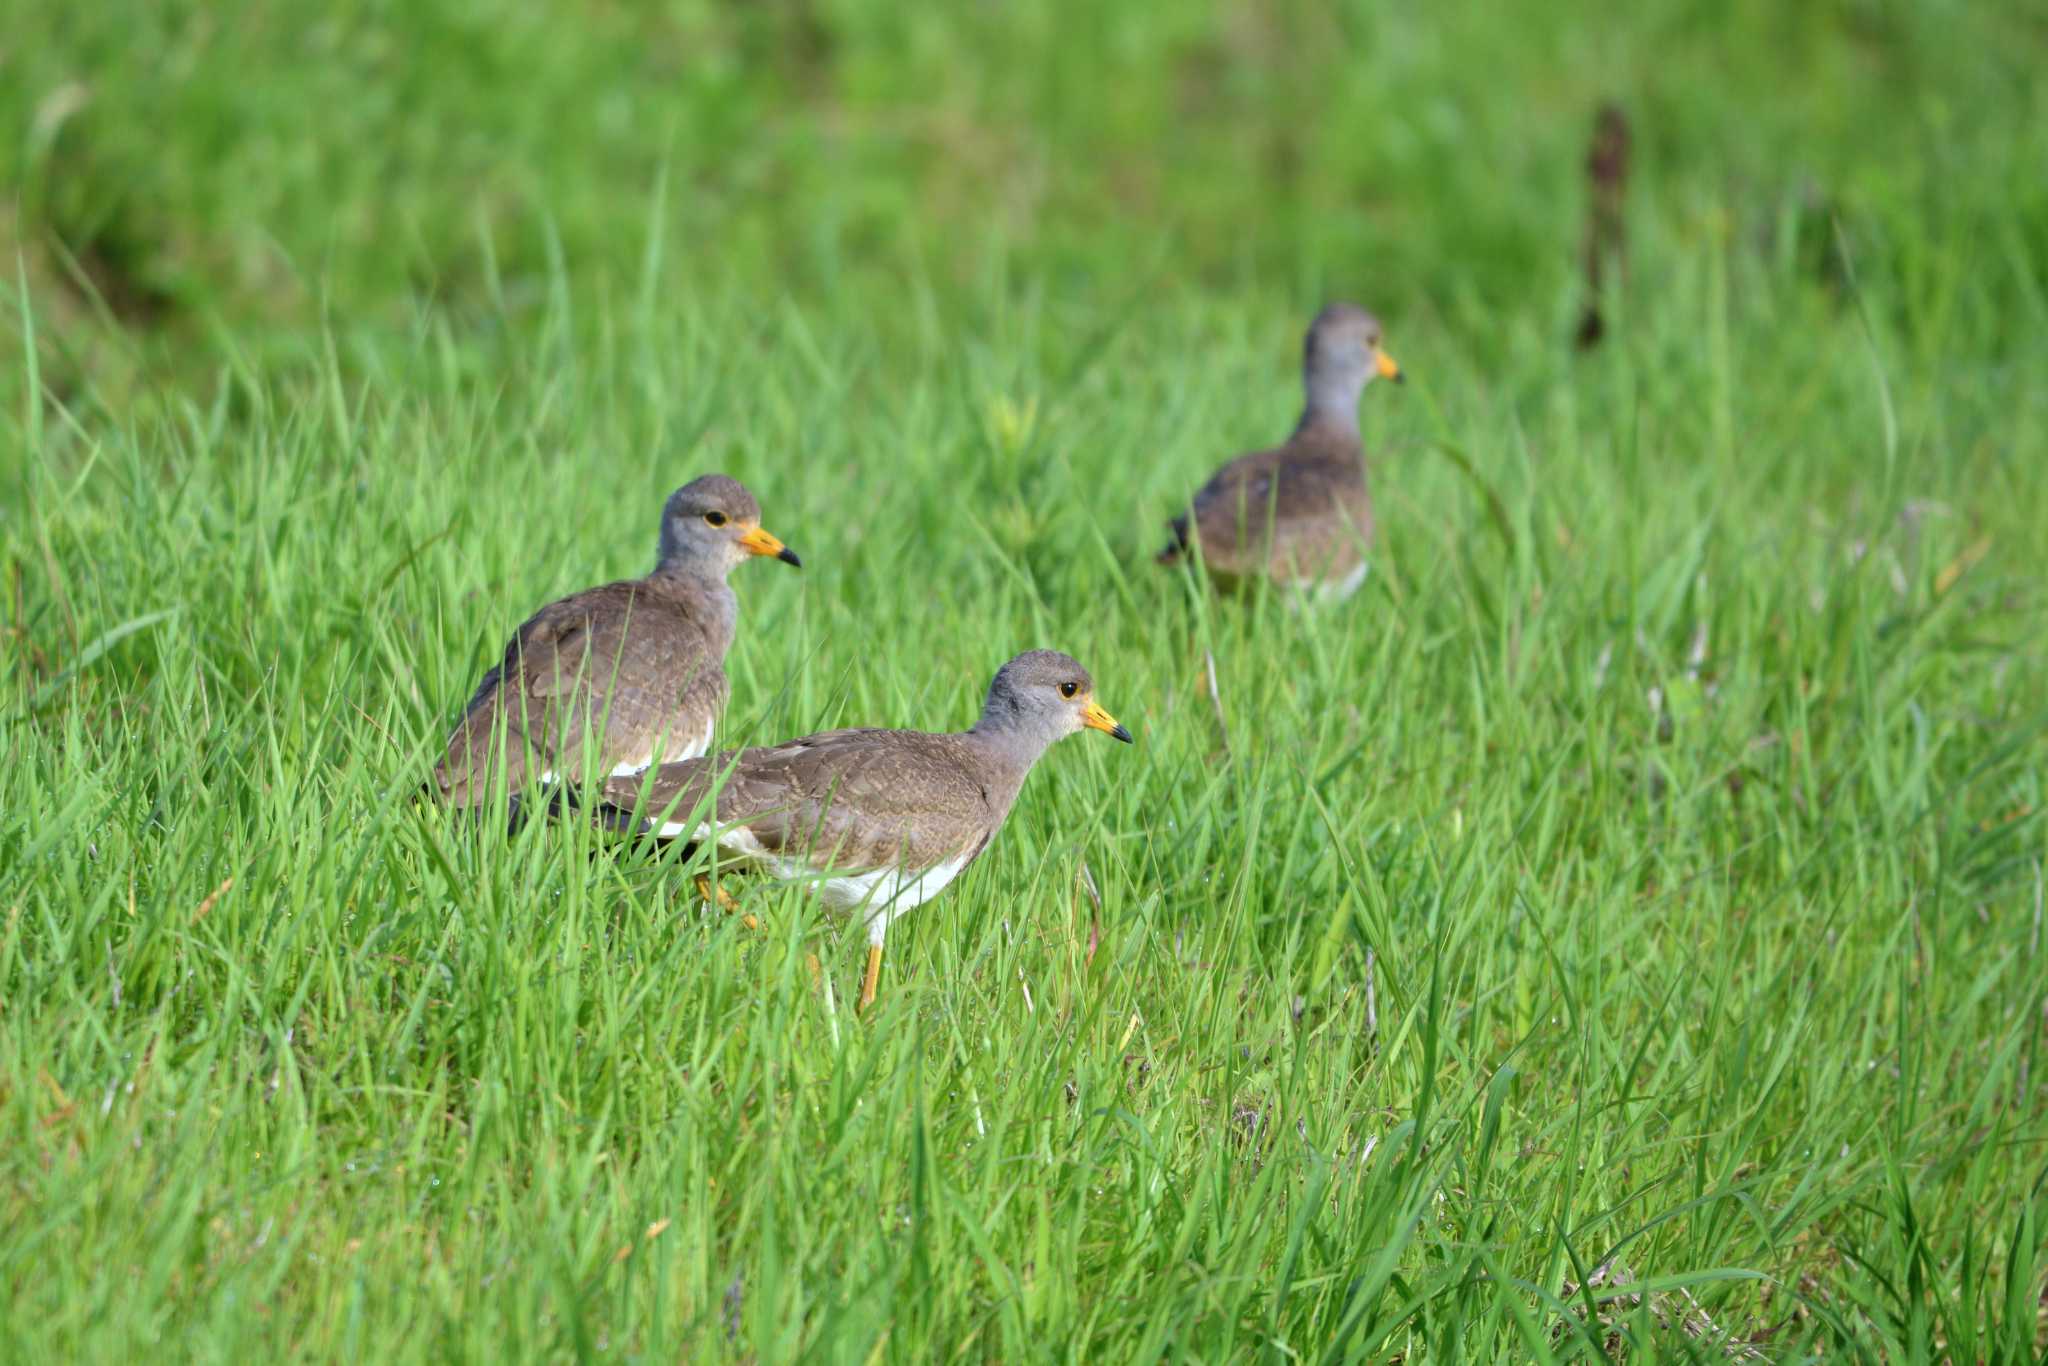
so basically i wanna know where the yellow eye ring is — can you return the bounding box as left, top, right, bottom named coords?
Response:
left=1059, top=681, right=1078, bottom=698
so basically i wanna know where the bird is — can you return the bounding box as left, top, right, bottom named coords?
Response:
left=596, top=649, right=1133, bottom=1013
left=426, top=473, right=801, bottom=814
left=1158, top=302, right=1402, bottom=602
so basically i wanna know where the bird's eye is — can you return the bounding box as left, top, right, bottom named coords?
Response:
left=1059, top=681, right=1078, bottom=698
left=703, top=510, right=728, bottom=527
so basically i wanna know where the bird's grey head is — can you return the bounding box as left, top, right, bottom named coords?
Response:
left=655, top=474, right=802, bottom=577
left=1302, top=302, right=1402, bottom=421
left=973, top=649, right=1133, bottom=755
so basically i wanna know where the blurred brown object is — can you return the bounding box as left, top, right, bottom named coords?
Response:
left=1575, top=103, right=1631, bottom=350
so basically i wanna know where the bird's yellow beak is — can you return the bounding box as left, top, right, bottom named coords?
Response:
left=1082, top=700, right=1134, bottom=744
left=738, top=525, right=802, bottom=567
left=1375, top=348, right=1404, bottom=383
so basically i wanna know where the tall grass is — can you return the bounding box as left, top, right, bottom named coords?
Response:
left=5, top=0, right=2047, bottom=1358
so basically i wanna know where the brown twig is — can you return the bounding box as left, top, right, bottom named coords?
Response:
left=1576, top=103, right=1631, bottom=350
left=1078, top=859, right=1102, bottom=966
left=190, top=876, right=234, bottom=923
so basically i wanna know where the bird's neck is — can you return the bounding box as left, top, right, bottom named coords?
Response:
left=646, top=564, right=738, bottom=637
left=1297, top=373, right=1364, bottom=438
left=962, top=722, right=1056, bottom=813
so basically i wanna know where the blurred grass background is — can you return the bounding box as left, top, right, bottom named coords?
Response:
left=5, top=0, right=2044, bottom=398
left=4, top=0, right=2047, bottom=1359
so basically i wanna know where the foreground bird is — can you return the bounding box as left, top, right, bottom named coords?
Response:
left=598, top=650, right=1133, bottom=1012
left=427, top=474, right=800, bottom=811
left=1159, top=302, right=1402, bottom=601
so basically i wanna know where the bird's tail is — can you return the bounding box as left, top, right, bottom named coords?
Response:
left=1156, top=515, right=1191, bottom=565
left=544, top=782, right=649, bottom=836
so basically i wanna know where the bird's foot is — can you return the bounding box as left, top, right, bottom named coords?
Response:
left=856, top=944, right=884, bottom=1016
left=695, top=875, right=758, bottom=931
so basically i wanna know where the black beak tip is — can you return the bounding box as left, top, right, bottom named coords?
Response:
left=1110, top=723, right=1134, bottom=744
left=1392, top=371, right=1407, bottom=385
left=777, top=546, right=803, bottom=568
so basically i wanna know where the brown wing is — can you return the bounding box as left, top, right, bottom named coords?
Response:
left=1164, top=429, right=1371, bottom=581
left=605, top=730, right=997, bottom=875
left=430, top=581, right=723, bottom=806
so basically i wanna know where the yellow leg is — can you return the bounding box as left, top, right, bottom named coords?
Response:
left=857, top=944, right=884, bottom=1015
left=695, top=875, right=759, bottom=932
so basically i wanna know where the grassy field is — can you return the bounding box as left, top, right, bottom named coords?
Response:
left=5, top=0, right=2048, bottom=1359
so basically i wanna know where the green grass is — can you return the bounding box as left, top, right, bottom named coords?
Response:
left=6, top=0, right=2048, bottom=1359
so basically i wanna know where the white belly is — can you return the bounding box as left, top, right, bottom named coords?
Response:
left=808, top=854, right=972, bottom=915
left=671, top=821, right=972, bottom=943
left=602, top=717, right=715, bottom=779
left=1298, top=561, right=1368, bottom=606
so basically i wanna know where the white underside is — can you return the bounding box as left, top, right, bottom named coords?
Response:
left=660, top=821, right=971, bottom=945
left=539, top=718, right=715, bottom=785
left=1297, top=561, right=1369, bottom=606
